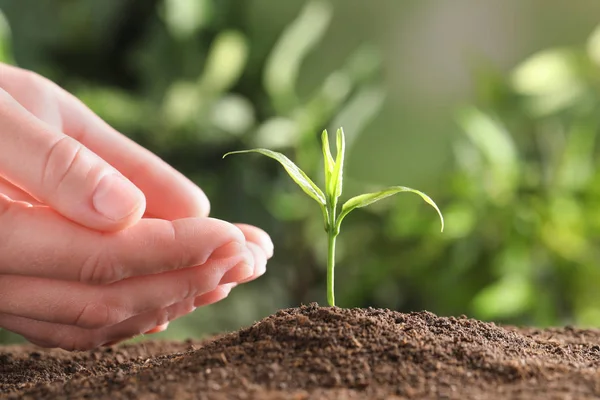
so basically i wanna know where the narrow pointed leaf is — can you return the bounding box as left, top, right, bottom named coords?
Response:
left=329, top=127, right=345, bottom=200
left=321, top=130, right=335, bottom=197
left=224, top=149, right=326, bottom=205
left=337, top=186, right=444, bottom=232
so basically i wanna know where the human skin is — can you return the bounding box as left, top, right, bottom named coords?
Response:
left=0, top=63, right=273, bottom=350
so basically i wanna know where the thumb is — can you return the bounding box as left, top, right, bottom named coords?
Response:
left=0, top=89, right=145, bottom=231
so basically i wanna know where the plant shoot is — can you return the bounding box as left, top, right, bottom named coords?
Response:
left=224, top=128, right=444, bottom=306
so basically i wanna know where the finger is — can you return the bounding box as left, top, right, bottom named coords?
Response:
left=234, top=224, right=271, bottom=284
left=218, top=259, right=254, bottom=285
left=55, top=87, right=210, bottom=220
left=0, top=88, right=146, bottom=231
left=98, top=298, right=197, bottom=347
left=0, top=176, right=40, bottom=203
left=0, top=64, right=64, bottom=129
left=239, top=242, right=267, bottom=284
left=0, top=248, right=253, bottom=329
left=145, top=283, right=235, bottom=335
left=1, top=284, right=236, bottom=351
left=194, top=283, right=236, bottom=307
left=0, top=195, right=247, bottom=282
left=0, top=297, right=197, bottom=351
left=235, top=223, right=274, bottom=258
left=103, top=283, right=237, bottom=345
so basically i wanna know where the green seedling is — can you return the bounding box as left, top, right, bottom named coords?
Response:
left=224, top=128, right=444, bottom=306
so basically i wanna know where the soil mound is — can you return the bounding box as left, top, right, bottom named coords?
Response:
left=3, top=303, right=600, bottom=399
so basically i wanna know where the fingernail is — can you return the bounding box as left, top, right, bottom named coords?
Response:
left=145, top=323, right=169, bottom=334
left=93, top=174, right=145, bottom=221
left=219, top=261, right=254, bottom=285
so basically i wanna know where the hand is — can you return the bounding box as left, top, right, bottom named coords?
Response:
left=0, top=63, right=273, bottom=350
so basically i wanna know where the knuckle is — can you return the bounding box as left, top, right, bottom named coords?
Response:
left=184, top=275, right=196, bottom=299
left=181, top=298, right=196, bottom=314
left=42, top=136, right=86, bottom=192
left=162, top=220, right=202, bottom=270
left=73, top=299, right=123, bottom=329
left=167, top=220, right=189, bottom=268
left=80, top=247, right=123, bottom=285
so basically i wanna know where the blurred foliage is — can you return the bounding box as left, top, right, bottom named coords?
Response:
left=1, top=1, right=600, bottom=345
left=455, top=27, right=600, bottom=327
left=376, top=24, right=600, bottom=328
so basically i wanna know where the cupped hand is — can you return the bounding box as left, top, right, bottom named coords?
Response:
left=0, top=63, right=273, bottom=350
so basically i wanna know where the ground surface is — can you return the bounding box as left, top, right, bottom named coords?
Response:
left=2, top=303, right=600, bottom=399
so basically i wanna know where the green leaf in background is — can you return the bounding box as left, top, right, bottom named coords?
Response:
left=294, top=71, right=351, bottom=144
left=472, top=275, right=533, bottom=320
left=587, top=23, right=600, bottom=67
left=456, top=107, right=518, bottom=203
left=0, top=9, right=14, bottom=64
left=210, top=94, right=255, bottom=136
left=263, top=0, right=333, bottom=112
left=199, top=30, right=249, bottom=95
left=161, top=0, right=212, bottom=40
left=456, top=107, right=517, bottom=172
left=162, top=81, right=203, bottom=128
left=253, top=117, right=299, bottom=149
left=336, top=186, right=444, bottom=233
left=330, top=84, right=385, bottom=151
left=510, top=49, right=585, bottom=115
left=556, top=120, right=597, bottom=191
left=223, top=149, right=326, bottom=206
left=511, top=49, right=581, bottom=96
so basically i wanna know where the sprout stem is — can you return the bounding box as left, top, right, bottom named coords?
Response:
left=327, top=230, right=336, bottom=307
left=326, top=196, right=338, bottom=307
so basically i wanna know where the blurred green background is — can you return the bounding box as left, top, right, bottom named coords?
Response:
left=2, top=0, right=600, bottom=344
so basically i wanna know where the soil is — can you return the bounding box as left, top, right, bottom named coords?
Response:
left=2, top=303, right=600, bottom=400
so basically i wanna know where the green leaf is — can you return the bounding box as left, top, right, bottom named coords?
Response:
left=336, top=186, right=444, bottom=232
left=509, top=49, right=584, bottom=115
left=263, top=0, right=333, bottom=112
left=199, top=30, right=249, bottom=95
left=162, top=0, right=211, bottom=40
left=587, top=23, right=600, bottom=67
left=472, top=275, right=533, bottom=319
left=223, top=149, right=326, bottom=205
left=321, top=130, right=335, bottom=198
left=0, top=10, right=14, bottom=64
left=329, top=128, right=345, bottom=200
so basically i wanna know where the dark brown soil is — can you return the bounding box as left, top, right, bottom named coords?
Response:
left=2, top=303, right=600, bottom=399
